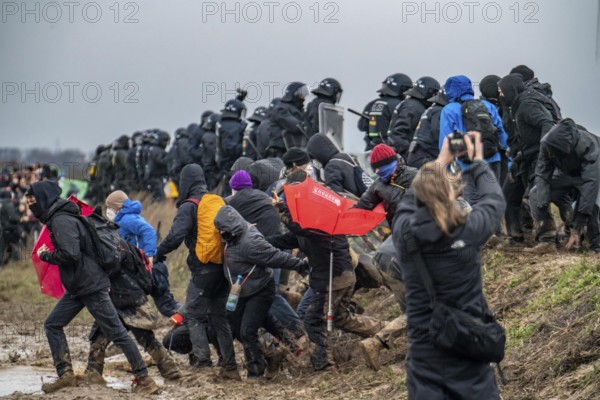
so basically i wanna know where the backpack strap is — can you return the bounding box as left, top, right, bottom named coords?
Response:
left=182, top=198, right=200, bottom=205
left=329, top=157, right=357, bottom=168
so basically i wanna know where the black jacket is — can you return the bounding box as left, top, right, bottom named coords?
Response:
left=214, top=206, right=306, bottom=298
left=411, top=104, right=444, bottom=160
left=217, top=118, right=247, bottom=171
left=394, top=161, right=505, bottom=354
left=356, top=160, right=418, bottom=226
left=155, top=164, right=221, bottom=274
left=535, top=119, right=600, bottom=229
left=189, top=126, right=207, bottom=164
left=227, top=188, right=281, bottom=236
left=145, top=144, right=168, bottom=179
left=388, top=97, right=427, bottom=157
left=306, top=133, right=367, bottom=197
left=199, top=131, right=218, bottom=169
left=306, top=96, right=334, bottom=137
left=272, top=101, right=310, bottom=141
left=267, top=202, right=354, bottom=292
left=359, top=96, right=402, bottom=149
left=39, top=198, right=110, bottom=297
left=248, top=158, right=285, bottom=193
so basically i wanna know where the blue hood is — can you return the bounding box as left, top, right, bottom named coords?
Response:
left=116, top=199, right=142, bottom=220
left=444, top=75, right=474, bottom=102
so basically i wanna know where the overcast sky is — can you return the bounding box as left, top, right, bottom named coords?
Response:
left=1, top=0, right=599, bottom=156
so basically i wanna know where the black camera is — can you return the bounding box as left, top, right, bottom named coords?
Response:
left=449, top=130, right=472, bottom=163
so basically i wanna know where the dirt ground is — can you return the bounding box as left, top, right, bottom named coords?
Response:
left=0, top=199, right=598, bottom=399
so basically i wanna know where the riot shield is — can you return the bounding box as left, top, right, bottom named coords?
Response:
left=319, top=103, right=344, bottom=152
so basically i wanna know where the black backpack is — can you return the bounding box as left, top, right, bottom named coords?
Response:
left=329, top=158, right=374, bottom=196
left=120, top=240, right=153, bottom=295
left=80, top=214, right=123, bottom=277
left=460, top=100, right=499, bottom=158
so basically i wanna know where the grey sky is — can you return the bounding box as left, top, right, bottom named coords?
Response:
left=1, top=0, right=599, bottom=155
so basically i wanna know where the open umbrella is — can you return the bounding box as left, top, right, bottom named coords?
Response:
left=31, top=196, right=94, bottom=299
left=283, top=177, right=385, bottom=330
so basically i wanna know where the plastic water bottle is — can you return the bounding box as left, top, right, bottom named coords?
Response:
left=226, top=275, right=243, bottom=312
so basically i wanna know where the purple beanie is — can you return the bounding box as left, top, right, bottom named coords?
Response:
left=229, top=170, right=253, bottom=191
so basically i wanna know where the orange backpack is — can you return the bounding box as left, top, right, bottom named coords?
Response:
left=184, top=194, right=225, bottom=264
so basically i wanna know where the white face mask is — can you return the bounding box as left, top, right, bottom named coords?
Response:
left=106, top=208, right=117, bottom=222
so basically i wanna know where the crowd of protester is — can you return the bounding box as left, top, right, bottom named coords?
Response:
left=21, top=66, right=600, bottom=398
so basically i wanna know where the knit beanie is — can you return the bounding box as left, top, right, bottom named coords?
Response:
left=282, top=147, right=310, bottom=168
left=479, top=74, right=501, bottom=100
left=509, top=65, right=534, bottom=82
left=229, top=170, right=253, bottom=191
left=370, top=144, right=397, bottom=169
left=106, top=190, right=128, bottom=211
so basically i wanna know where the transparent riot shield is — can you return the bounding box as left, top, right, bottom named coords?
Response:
left=319, top=103, right=344, bottom=152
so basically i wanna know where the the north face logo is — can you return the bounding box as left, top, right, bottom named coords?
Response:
left=451, top=240, right=465, bottom=249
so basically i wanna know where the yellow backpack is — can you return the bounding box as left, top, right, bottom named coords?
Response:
left=183, top=194, right=225, bottom=264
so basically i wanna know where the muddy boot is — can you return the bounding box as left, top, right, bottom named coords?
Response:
left=86, top=335, right=109, bottom=376
left=148, top=346, right=181, bottom=380
left=264, top=345, right=286, bottom=379
left=360, top=337, right=383, bottom=371
left=42, top=370, right=78, bottom=393
left=310, top=346, right=330, bottom=371
left=79, top=369, right=106, bottom=385
left=218, top=367, right=241, bottom=381
left=132, top=376, right=160, bottom=395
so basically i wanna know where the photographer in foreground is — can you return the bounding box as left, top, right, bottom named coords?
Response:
left=394, top=131, right=506, bottom=399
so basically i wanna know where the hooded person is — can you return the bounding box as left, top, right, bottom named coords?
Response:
left=306, top=133, right=372, bottom=197
left=214, top=206, right=308, bottom=378
left=498, top=73, right=561, bottom=244
left=27, top=181, right=158, bottom=394
left=479, top=75, right=502, bottom=107
left=267, top=170, right=387, bottom=371
left=154, top=164, right=240, bottom=380
left=528, top=119, right=600, bottom=253
left=510, top=65, right=562, bottom=118
left=105, top=190, right=182, bottom=317
left=248, top=157, right=285, bottom=193
left=356, top=144, right=418, bottom=226
left=439, top=75, right=508, bottom=203
left=388, top=77, right=441, bottom=158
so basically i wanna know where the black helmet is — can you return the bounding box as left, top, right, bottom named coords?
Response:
left=175, top=128, right=188, bottom=140
left=311, top=78, right=343, bottom=102
left=200, top=110, right=214, bottom=125
left=248, top=106, right=268, bottom=123
left=426, top=90, right=449, bottom=106
left=131, top=131, right=143, bottom=146
left=202, top=113, right=221, bottom=131
left=404, top=76, right=441, bottom=100
left=282, top=82, right=309, bottom=102
left=377, top=73, right=413, bottom=97
left=113, top=134, right=129, bottom=150
left=221, top=99, right=246, bottom=120
left=157, top=131, right=171, bottom=148
left=268, top=97, right=282, bottom=109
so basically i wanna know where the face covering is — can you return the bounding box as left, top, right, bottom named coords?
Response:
left=106, top=208, right=117, bottom=222
left=376, top=160, right=398, bottom=182
left=29, top=203, right=45, bottom=219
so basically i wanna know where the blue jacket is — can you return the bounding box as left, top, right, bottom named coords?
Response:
left=439, top=75, right=508, bottom=170
left=114, top=199, right=157, bottom=257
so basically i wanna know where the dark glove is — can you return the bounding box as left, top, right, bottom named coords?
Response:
left=297, top=260, right=311, bottom=277
left=154, top=253, right=166, bottom=263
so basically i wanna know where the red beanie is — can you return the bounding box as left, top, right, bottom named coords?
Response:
left=370, top=144, right=397, bottom=169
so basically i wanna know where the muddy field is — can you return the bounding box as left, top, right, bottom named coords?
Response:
left=0, top=200, right=598, bottom=399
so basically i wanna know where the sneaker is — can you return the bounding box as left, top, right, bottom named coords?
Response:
left=79, top=369, right=106, bottom=385
left=132, top=376, right=160, bottom=395
left=218, top=367, right=242, bottom=381
left=523, top=242, right=557, bottom=254
left=42, top=370, right=77, bottom=393
left=360, top=337, right=383, bottom=371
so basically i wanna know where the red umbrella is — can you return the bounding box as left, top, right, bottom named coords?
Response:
left=31, top=196, right=94, bottom=299
left=283, top=177, right=385, bottom=330
left=283, top=177, right=385, bottom=236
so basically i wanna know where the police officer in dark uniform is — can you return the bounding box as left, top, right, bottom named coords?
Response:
left=272, top=82, right=311, bottom=150
left=200, top=113, right=220, bottom=191
left=406, top=90, right=448, bottom=169
left=257, top=98, right=286, bottom=158
left=388, top=76, right=440, bottom=159
left=143, top=131, right=170, bottom=201
left=358, top=73, right=412, bottom=151
left=306, top=78, right=343, bottom=137
left=244, top=106, right=268, bottom=160
left=217, top=99, right=247, bottom=176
